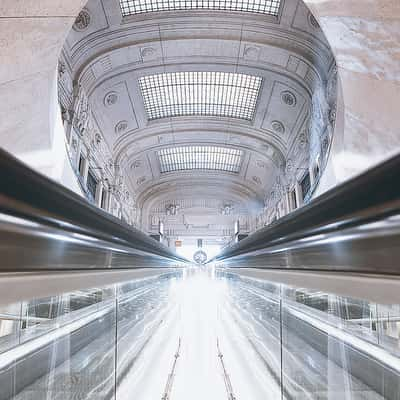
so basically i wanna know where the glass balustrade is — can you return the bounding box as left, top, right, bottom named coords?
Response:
left=0, top=268, right=399, bottom=400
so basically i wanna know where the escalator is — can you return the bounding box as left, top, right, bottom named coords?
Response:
left=1, top=148, right=400, bottom=399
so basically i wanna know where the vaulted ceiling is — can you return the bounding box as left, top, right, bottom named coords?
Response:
left=59, top=0, right=336, bottom=234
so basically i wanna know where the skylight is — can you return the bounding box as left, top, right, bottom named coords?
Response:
left=157, top=146, right=243, bottom=173
left=120, top=0, right=281, bottom=16
left=139, top=72, right=262, bottom=121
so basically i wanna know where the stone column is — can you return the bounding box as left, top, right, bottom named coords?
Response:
left=284, top=191, right=291, bottom=214
left=74, top=136, right=82, bottom=171
left=309, top=166, right=315, bottom=187
left=82, top=156, right=89, bottom=186
left=295, top=181, right=302, bottom=207
left=95, top=180, right=103, bottom=207
left=105, top=189, right=112, bottom=212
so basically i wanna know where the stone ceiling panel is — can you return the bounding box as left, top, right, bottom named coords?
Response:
left=92, top=80, right=138, bottom=145
left=260, top=81, right=307, bottom=142
left=244, top=154, right=277, bottom=190
left=162, top=38, right=241, bottom=60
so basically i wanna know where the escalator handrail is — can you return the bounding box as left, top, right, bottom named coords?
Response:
left=0, top=149, right=187, bottom=264
left=215, top=152, right=400, bottom=263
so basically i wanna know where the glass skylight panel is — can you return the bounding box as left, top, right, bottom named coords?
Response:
left=139, top=72, right=262, bottom=121
left=120, top=0, right=281, bottom=16
left=157, top=146, right=243, bottom=173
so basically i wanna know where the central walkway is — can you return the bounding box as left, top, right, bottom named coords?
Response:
left=170, top=269, right=227, bottom=400
left=119, top=268, right=275, bottom=400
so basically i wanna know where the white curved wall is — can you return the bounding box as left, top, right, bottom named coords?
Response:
left=0, top=1, right=86, bottom=193
left=305, top=0, right=400, bottom=193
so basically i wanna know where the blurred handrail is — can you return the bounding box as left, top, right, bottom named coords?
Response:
left=214, top=153, right=400, bottom=274
left=0, top=149, right=187, bottom=270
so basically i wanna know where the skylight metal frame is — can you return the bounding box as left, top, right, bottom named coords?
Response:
left=157, top=146, right=243, bottom=173
left=139, top=71, right=262, bottom=121
left=119, top=0, right=281, bottom=17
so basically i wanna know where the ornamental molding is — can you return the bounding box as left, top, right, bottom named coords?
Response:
left=115, top=120, right=128, bottom=134
left=166, top=203, right=179, bottom=216
left=252, top=176, right=262, bottom=185
left=271, top=120, right=285, bottom=135
left=73, top=9, right=91, bottom=32
left=140, top=46, right=157, bottom=59
left=281, top=90, right=297, bottom=107
left=243, top=45, right=260, bottom=61
left=221, top=203, right=234, bottom=215
left=131, top=159, right=142, bottom=169
left=104, top=92, right=118, bottom=107
left=308, top=13, right=320, bottom=30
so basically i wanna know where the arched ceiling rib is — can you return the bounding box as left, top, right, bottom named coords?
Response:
left=124, top=142, right=280, bottom=200
left=113, top=124, right=287, bottom=170
left=138, top=176, right=265, bottom=212
left=73, top=26, right=332, bottom=95
left=66, top=4, right=334, bottom=76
